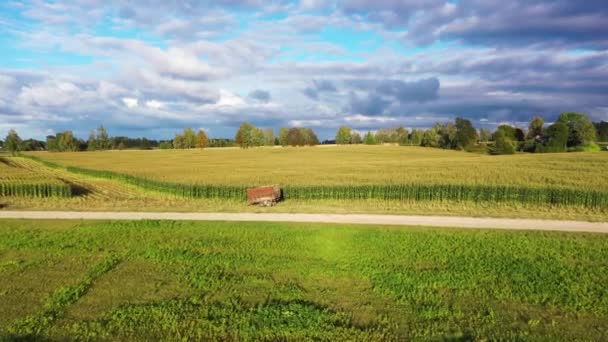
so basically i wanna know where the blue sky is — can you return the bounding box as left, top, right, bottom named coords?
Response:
left=1, top=0, right=607, bottom=140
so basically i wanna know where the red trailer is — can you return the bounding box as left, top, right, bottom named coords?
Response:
left=247, top=185, right=281, bottom=206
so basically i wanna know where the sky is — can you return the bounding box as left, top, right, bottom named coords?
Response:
left=1, top=0, right=607, bottom=140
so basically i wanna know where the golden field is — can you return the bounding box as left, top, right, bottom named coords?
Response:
left=27, top=145, right=608, bottom=190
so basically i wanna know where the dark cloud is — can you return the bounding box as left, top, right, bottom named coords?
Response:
left=376, top=78, right=440, bottom=103
left=339, top=0, right=608, bottom=49
left=347, top=91, right=391, bottom=116
left=249, top=89, right=271, bottom=103
left=302, top=87, right=319, bottom=100
left=312, top=79, right=337, bottom=92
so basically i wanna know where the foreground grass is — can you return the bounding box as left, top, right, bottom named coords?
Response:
left=0, top=220, right=606, bottom=340
left=27, top=146, right=608, bottom=190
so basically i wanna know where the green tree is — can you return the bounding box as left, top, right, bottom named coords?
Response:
left=410, top=129, right=424, bottom=146
left=4, top=129, right=22, bottom=156
left=351, top=132, right=362, bottom=144
left=235, top=122, right=258, bottom=148
left=173, top=134, right=185, bottom=149
left=527, top=116, right=545, bottom=139
left=87, top=130, right=97, bottom=151
left=478, top=128, right=492, bottom=142
left=264, top=128, right=275, bottom=146
left=489, top=130, right=516, bottom=155
left=301, top=128, right=319, bottom=146
left=287, top=128, right=304, bottom=146
left=336, top=126, right=352, bottom=144
left=195, top=130, right=209, bottom=149
left=395, top=126, right=407, bottom=142
left=536, top=122, right=569, bottom=153
left=141, top=137, right=150, bottom=150
left=58, top=130, right=78, bottom=152
left=454, top=117, right=477, bottom=149
left=421, top=127, right=441, bottom=147
left=97, top=125, right=110, bottom=150
left=159, top=141, right=173, bottom=149
left=363, top=131, right=377, bottom=145
left=278, top=128, right=289, bottom=146
left=438, top=122, right=457, bottom=149
left=253, top=128, right=265, bottom=147
left=557, top=112, right=596, bottom=147
left=595, top=121, right=608, bottom=141
left=183, top=128, right=196, bottom=149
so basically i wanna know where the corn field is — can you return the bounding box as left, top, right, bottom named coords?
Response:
left=19, top=155, right=606, bottom=208
left=0, top=157, right=72, bottom=198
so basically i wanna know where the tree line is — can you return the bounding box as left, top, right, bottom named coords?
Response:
left=2, top=114, right=606, bottom=155
left=234, top=122, right=319, bottom=148
left=334, top=113, right=605, bottom=155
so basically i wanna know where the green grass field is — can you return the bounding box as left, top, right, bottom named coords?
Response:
left=1, top=220, right=607, bottom=340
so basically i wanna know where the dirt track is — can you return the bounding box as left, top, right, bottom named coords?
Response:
left=1, top=211, right=607, bottom=233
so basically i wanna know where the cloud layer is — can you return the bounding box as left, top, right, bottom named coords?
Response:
left=1, top=0, right=607, bottom=140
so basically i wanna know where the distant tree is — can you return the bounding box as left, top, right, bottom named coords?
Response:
left=141, top=137, right=150, bottom=150
left=159, top=141, right=173, bottom=149
left=97, top=125, right=110, bottom=150
left=527, top=116, right=545, bottom=139
left=398, top=132, right=410, bottom=146
left=350, top=131, right=362, bottom=144
left=253, top=128, right=265, bottom=146
left=375, top=130, right=389, bottom=144
left=421, top=127, right=441, bottom=147
left=557, top=112, right=597, bottom=147
left=287, top=128, right=304, bottom=146
left=117, top=142, right=126, bottom=150
left=173, top=134, right=185, bottom=149
left=87, top=130, right=97, bottom=151
left=336, top=126, right=352, bottom=144
left=278, top=128, right=289, bottom=146
left=454, top=117, right=477, bottom=149
left=4, top=129, right=22, bottom=156
left=363, top=131, right=377, bottom=145
left=595, top=121, right=608, bottom=142
left=58, top=130, right=78, bottom=152
left=182, top=128, right=196, bottom=149
left=395, top=126, right=407, bottom=143
left=438, top=122, right=457, bottom=149
left=21, top=139, right=45, bottom=151
left=301, top=128, right=319, bottom=146
left=489, top=130, right=516, bottom=155
left=195, top=130, right=209, bottom=149
left=494, top=125, right=524, bottom=143
left=536, top=122, right=569, bottom=153
left=235, top=122, right=259, bottom=148
left=409, top=129, right=424, bottom=146
left=46, top=135, right=58, bottom=152
left=263, top=128, right=275, bottom=146
left=478, top=128, right=492, bottom=142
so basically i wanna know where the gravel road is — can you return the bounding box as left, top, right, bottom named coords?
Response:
left=1, top=211, right=607, bottom=233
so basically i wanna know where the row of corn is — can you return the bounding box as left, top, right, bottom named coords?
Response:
left=0, top=182, right=71, bottom=198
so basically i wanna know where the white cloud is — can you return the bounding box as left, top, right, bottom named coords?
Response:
left=122, top=97, right=139, bottom=108
left=18, top=81, right=86, bottom=107
left=145, top=99, right=166, bottom=109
